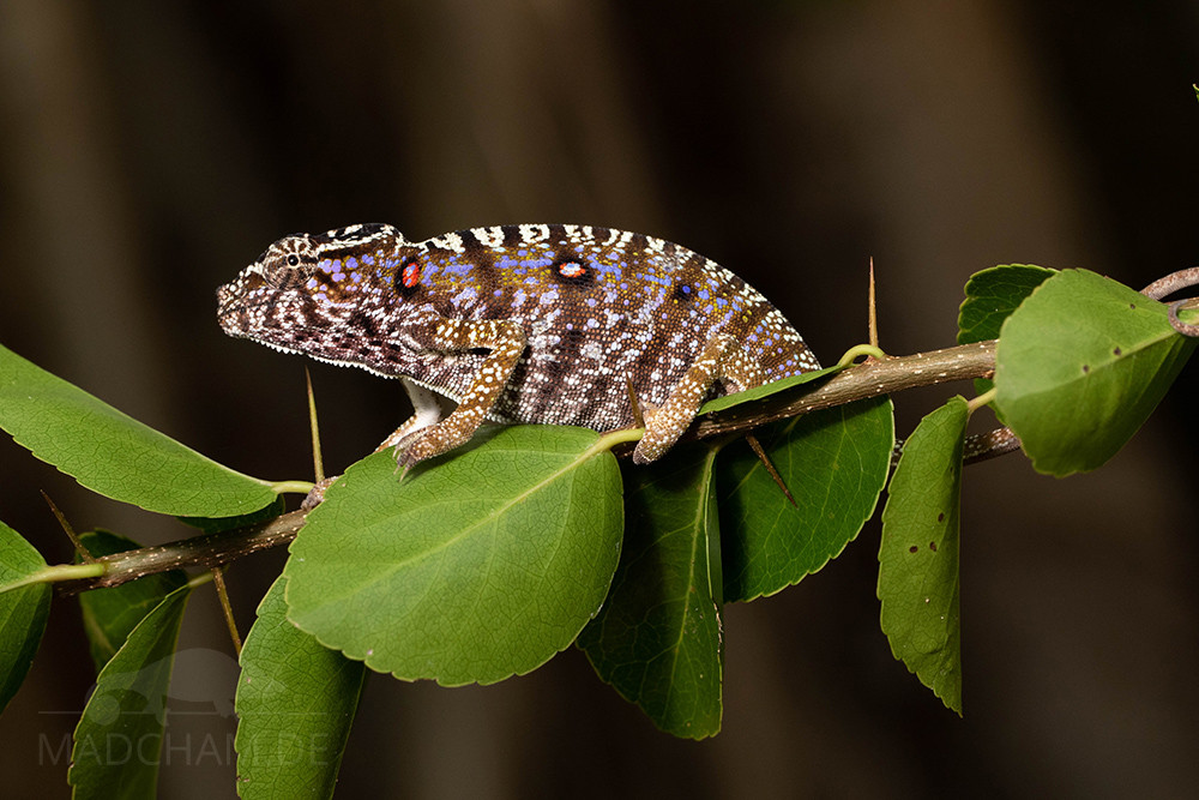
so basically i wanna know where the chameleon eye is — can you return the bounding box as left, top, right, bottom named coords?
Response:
left=287, top=254, right=300, bottom=267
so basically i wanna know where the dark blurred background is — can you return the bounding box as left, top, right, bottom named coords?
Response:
left=2, top=1, right=1197, bottom=797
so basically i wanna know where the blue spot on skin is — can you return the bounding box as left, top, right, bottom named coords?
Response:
left=346, top=257, right=359, bottom=271
left=361, top=254, right=375, bottom=265
left=592, top=261, right=623, bottom=280
left=441, top=260, right=476, bottom=278
left=306, top=278, right=318, bottom=289
left=698, top=289, right=710, bottom=301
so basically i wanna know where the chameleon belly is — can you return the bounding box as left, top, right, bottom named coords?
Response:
left=217, top=223, right=819, bottom=465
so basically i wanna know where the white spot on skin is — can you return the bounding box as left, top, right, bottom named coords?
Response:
left=427, top=231, right=466, bottom=253
left=519, top=224, right=551, bottom=243
left=473, top=227, right=505, bottom=248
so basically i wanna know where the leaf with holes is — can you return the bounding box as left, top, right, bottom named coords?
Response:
left=717, top=396, right=894, bottom=602
left=0, top=344, right=278, bottom=516
left=76, top=530, right=188, bottom=674
left=283, top=425, right=623, bottom=686
left=878, top=396, right=967, bottom=715
left=236, top=575, right=365, bottom=800
left=0, top=520, right=52, bottom=714
left=994, top=269, right=1198, bottom=476
left=578, top=444, right=723, bottom=739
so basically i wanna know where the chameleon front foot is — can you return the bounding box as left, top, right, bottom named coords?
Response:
left=392, top=420, right=478, bottom=475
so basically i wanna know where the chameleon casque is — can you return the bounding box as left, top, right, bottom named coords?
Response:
left=216, top=223, right=821, bottom=468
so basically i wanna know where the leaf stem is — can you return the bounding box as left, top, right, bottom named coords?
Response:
left=271, top=480, right=317, bottom=495
left=596, top=427, right=644, bottom=452
left=967, top=388, right=997, bottom=414
left=2, top=562, right=106, bottom=594
left=836, top=343, right=888, bottom=368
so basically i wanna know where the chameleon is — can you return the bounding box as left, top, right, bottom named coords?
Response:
left=216, top=222, right=821, bottom=469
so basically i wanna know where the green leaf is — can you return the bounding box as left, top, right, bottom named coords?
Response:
left=284, top=425, right=623, bottom=686
left=0, top=343, right=277, bottom=516
left=0, top=520, right=52, bottom=714
left=235, top=575, right=365, bottom=799
left=69, top=584, right=191, bottom=799
left=718, top=396, right=894, bottom=602
left=578, top=443, right=723, bottom=739
left=958, top=264, right=1057, bottom=345
left=177, top=495, right=287, bottom=534
left=77, top=531, right=188, bottom=674
left=878, top=396, right=967, bottom=715
left=994, top=269, right=1198, bottom=476
left=959, top=264, right=1057, bottom=399
left=697, top=365, right=841, bottom=417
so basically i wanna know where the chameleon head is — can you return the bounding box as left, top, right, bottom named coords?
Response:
left=216, top=232, right=327, bottom=346
left=216, top=223, right=406, bottom=355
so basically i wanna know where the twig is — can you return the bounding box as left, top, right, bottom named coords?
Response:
left=693, top=340, right=996, bottom=439
left=55, top=509, right=308, bottom=595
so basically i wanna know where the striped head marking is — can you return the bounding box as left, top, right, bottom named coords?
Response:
left=216, top=223, right=407, bottom=351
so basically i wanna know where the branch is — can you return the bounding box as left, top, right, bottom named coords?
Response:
left=693, top=340, right=996, bottom=438
left=56, top=509, right=307, bottom=595
left=52, top=339, right=999, bottom=595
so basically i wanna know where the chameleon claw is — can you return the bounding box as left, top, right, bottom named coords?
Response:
left=393, top=446, right=417, bottom=480
left=301, top=476, right=339, bottom=510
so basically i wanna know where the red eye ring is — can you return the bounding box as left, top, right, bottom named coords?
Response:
left=558, top=261, right=586, bottom=278
left=401, top=260, right=422, bottom=288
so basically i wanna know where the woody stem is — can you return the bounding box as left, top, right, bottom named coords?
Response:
left=53, top=339, right=998, bottom=594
